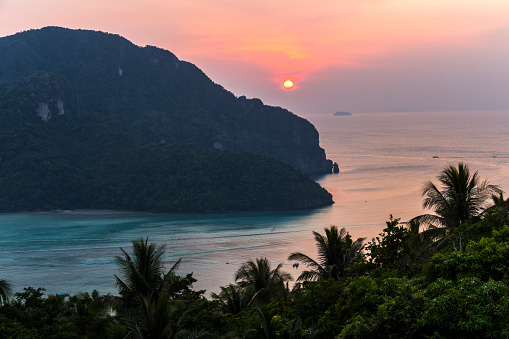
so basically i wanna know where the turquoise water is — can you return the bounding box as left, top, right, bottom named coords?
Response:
left=1, top=110, right=507, bottom=296
left=0, top=211, right=330, bottom=295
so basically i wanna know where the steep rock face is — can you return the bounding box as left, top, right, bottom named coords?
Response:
left=0, top=72, right=77, bottom=124
left=0, top=27, right=332, bottom=173
left=235, top=97, right=331, bottom=173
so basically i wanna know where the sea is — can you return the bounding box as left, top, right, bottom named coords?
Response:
left=0, top=110, right=507, bottom=297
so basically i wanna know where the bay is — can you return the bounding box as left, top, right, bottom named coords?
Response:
left=0, top=110, right=507, bottom=297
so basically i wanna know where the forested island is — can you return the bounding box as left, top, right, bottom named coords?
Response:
left=0, top=163, right=508, bottom=338
left=0, top=27, right=334, bottom=212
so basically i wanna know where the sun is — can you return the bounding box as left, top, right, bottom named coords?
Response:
left=283, top=80, right=294, bottom=89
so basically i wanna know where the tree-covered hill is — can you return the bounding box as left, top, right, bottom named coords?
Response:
left=0, top=26, right=332, bottom=174
left=0, top=73, right=333, bottom=212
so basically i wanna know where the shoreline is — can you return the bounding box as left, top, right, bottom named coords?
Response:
left=0, top=202, right=335, bottom=217
left=0, top=209, right=140, bottom=216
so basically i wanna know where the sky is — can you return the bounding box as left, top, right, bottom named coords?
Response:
left=0, top=0, right=508, bottom=116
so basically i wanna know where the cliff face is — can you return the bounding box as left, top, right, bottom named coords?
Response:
left=0, top=27, right=332, bottom=173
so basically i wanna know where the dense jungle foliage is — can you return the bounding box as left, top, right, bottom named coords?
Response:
left=0, top=73, right=333, bottom=212
left=1, top=163, right=508, bottom=338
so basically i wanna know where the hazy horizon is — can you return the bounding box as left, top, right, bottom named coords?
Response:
left=1, top=1, right=508, bottom=116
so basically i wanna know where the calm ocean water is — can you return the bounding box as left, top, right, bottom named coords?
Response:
left=1, top=110, right=507, bottom=296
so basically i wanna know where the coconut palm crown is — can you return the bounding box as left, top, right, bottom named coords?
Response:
left=211, top=283, right=246, bottom=315
left=409, top=163, right=503, bottom=244
left=114, top=238, right=199, bottom=338
left=234, top=257, right=292, bottom=305
left=288, top=226, right=365, bottom=282
left=114, top=237, right=196, bottom=301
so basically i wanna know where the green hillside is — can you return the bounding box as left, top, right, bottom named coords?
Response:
left=0, top=72, right=333, bottom=212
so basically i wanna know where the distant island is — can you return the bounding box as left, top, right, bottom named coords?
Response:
left=334, top=111, right=352, bottom=116
left=0, top=27, right=334, bottom=213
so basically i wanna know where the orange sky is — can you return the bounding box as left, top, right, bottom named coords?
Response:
left=1, top=0, right=508, bottom=114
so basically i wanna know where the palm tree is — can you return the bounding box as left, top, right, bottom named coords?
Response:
left=0, top=279, right=12, bottom=305
left=484, top=192, right=509, bottom=217
left=409, top=163, right=503, bottom=249
left=114, top=238, right=197, bottom=338
left=115, top=237, right=165, bottom=300
left=288, top=226, right=365, bottom=282
left=235, top=258, right=292, bottom=305
left=211, top=284, right=246, bottom=315
left=115, top=238, right=195, bottom=302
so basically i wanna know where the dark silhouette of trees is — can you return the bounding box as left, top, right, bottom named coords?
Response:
left=114, top=237, right=200, bottom=338
left=484, top=192, right=509, bottom=217
left=288, top=226, right=365, bottom=282
left=211, top=284, right=246, bottom=315
left=365, top=215, right=413, bottom=271
left=410, top=162, right=503, bottom=250
left=235, top=257, right=292, bottom=306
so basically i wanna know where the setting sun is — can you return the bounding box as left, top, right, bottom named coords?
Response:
left=283, top=80, right=294, bottom=89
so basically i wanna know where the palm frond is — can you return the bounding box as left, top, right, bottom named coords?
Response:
left=0, top=279, right=12, bottom=305
left=409, top=213, right=447, bottom=230
left=295, top=270, right=323, bottom=282
left=288, top=252, right=323, bottom=271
